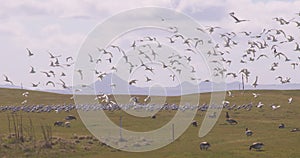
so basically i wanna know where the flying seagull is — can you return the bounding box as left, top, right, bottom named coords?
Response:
left=252, top=76, right=258, bottom=88
left=46, top=81, right=55, bottom=87
left=229, top=12, right=249, bottom=23
left=30, top=66, right=36, bottom=73
left=129, top=79, right=137, bottom=85
left=26, top=48, right=34, bottom=57
left=3, top=75, right=13, bottom=85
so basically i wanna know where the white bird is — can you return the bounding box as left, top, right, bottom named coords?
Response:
left=222, top=100, right=230, bottom=105
left=256, top=102, right=264, bottom=108
left=21, top=100, right=27, bottom=105
left=252, top=93, right=260, bottom=98
left=22, top=91, right=29, bottom=97
left=288, top=97, right=293, bottom=104
left=227, top=91, right=233, bottom=97
left=144, top=96, right=151, bottom=102
left=271, top=105, right=281, bottom=110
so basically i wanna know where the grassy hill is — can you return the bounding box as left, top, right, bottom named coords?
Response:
left=0, top=88, right=300, bottom=158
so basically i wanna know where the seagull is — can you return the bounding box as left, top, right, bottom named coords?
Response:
left=41, top=71, right=51, bottom=77
left=145, top=76, right=152, bottom=82
left=66, top=56, right=73, bottom=62
left=97, top=48, right=113, bottom=57
left=48, top=71, right=55, bottom=77
left=129, top=79, right=137, bottom=85
left=49, top=52, right=61, bottom=59
left=252, top=93, right=260, bottom=98
left=294, top=42, right=300, bottom=51
left=170, top=74, right=175, bottom=81
left=227, top=91, right=233, bottom=97
left=111, top=66, right=117, bottom=72
left=46, top=81, right=55, bottom=87
left=30, top=66, right=36, bottom=73
left=252, top=76, right=258, bottom=88
left=26, top=48, right=34, bottom=57
left=22, top=91, right=29, bottom=97
left=3, top=75, right=13, bottom=85
left=271, top=104, right=281, bottom=110
left=21, top=100, right=28, bottom=105
left=288, top=97, right=293, bottom=104
left=131, top=41, right=136, bottom=49
left=291, top=63, right=298, bottom=69
left=54, top=58, right=60, bottom=65
left=144, top=95, right=151, bottom=102
left=205, top=26, right=221, bottom=34
left=98, top=72, right=107, bottom=81
left=88, top=54, right=94, bottom=62
left=31, top=82, right=40, bottom=87
left=77, top=69, right=83, bottom=80
left=226, top=72, right=237, bottom=78
left=229, top=12, right=249, bottom=23
left=276, top=76, right=291, bottom=84
left=166, top=37, right=175, bottom=43
left=257, top=102, right=264, bottom=108
left=159, top=61, right=168, bottom=68
left=57, top=79, right=68, bottom=89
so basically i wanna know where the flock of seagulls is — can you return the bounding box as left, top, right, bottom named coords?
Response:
left=1, top=11, right=300, bottom=91
left=0, top=10, right=299, bottom=155
left=3, top=48, right=74, bottom=90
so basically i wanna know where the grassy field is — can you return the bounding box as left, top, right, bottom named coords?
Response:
left=0, top=88, right=300, bottom=158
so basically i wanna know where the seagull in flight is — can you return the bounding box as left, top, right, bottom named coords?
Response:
left=46, top=81, right=55, bottom=87
left=145, top=76, right=152, bottom=82
left=22, top=91, right=29, bottom=97
left=31, top=82, right=40, bottom=87
left=30, top=66, right=36, bottom=73
left=49, top=52, right=61, bottom=59
left=257, top=102, right=264, bottom=108
left=229, top=12, right=249, bottom=23
left=3, top=75, right=13, bottom=85
left=252, top=76, right=258, bottom=88
left=26, top=48, right=34, bottom=57
left=129, top=79, right=138, bottom=85
left=252, top=93, right=260, bottom=98
left=77, top=69, right=83, bottom=80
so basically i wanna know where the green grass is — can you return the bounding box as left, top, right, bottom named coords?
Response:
left=0, top=88, right=300, bottom=158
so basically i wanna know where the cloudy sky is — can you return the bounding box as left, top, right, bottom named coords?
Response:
left=1, top=0, right=300, bottom=90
